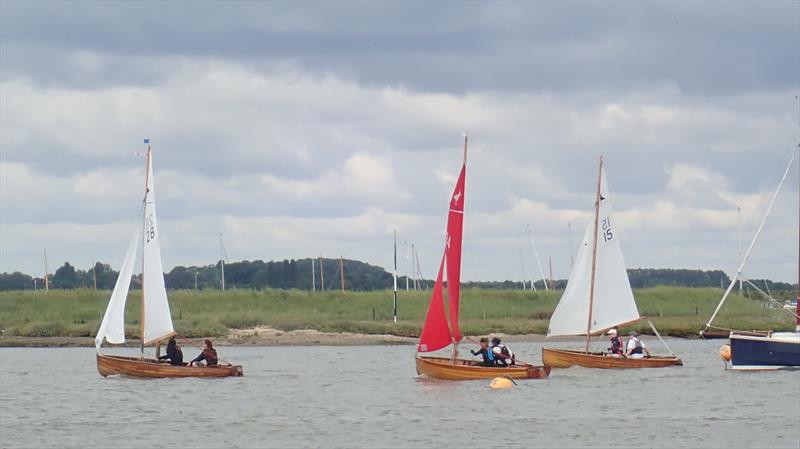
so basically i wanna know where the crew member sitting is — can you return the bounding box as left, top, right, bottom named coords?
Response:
left=470, top=337, right=496, bottom=367
left=491, top=337, right=515, bottom=366
left=607, top=329, right=623, bottom=356
left=189, top=339, right=219, bottom=366
left=625, top=331, right=651, bottom=359
left=158, top=336, right=184, bottom=366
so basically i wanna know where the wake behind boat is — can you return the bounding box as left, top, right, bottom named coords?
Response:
left=542, top=157, right=682, bottom=369
left=414, top=135, right=550, bottom=380
left=95, top=140, right=243, bottom=378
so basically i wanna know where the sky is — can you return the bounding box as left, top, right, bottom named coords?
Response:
left=1, top=1, right=799, bottom=283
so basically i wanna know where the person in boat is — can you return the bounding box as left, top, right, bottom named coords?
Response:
left=607, top=329, right=623, bottom=356
left=189, top=339, right=219, bottom=366
left=158, top=336, right=184, bottom=366
left=625, top=331, right=651, bottom=359
left=490, top=337, right=515, bottom=366
left=470, top=337, right=496, bottom=367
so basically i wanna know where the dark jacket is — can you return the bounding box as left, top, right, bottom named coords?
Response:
left=158, top=343, right=184, bottom=366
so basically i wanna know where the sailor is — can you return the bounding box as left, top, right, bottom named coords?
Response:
left=158, top=336, right=184, bottom=366
left=491, top=337, right=515, bottom=366
left=189, top=339, right=219, bottom=366
left=607, top=329, right=623, bottom=356
left=625, top=331, right=651, bottom=359
left=470, top=337, right=496, bottom=367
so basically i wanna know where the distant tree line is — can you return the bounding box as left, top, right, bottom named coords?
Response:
left=0, top=261, right=796, bottom=293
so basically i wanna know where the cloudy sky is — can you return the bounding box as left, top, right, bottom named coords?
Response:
left=1, top=1, right=799, bottom=283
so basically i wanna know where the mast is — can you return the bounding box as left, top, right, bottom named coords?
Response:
left=311, top=258, right=316, bottom=292
left=339, top=256, right=345, bottom=291
left=393, top=230, right=398, bottom=323
left=737, top=205, right=742, bottom=295
left=319, top=256, right=325, bottom=292
left=585, top=156, right=604, bottom=353
left=43, top=248, right=49, bottom=291
left=219, top=233, right=226, bottom=291
left=92, top=261, right=97, bottom=290
left=411, top=243, right=417, bottom=290
left=140, top=139, right=151, bottom=354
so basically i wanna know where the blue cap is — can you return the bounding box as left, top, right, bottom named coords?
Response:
left=143, top=138, right=150, bottom=144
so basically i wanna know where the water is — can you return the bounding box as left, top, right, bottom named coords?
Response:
left=1, top=339, right=798, bottom=448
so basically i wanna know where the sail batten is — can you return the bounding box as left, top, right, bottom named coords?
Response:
left=141, top=146, right=175, bottom=344
left=547, top=163, right=640, bottom=338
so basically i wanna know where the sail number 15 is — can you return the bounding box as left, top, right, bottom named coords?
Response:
left=601, top=217, right=614, bottom=242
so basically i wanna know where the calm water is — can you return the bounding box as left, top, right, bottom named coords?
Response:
left=1, top=339, right=798, bottom=449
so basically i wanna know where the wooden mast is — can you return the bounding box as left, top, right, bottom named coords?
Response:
left=140, top=141, right=151, bottom=355
left=585, top=156, right=603, bottom=353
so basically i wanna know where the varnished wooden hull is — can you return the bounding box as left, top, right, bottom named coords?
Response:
left=542, top=348, right=682, bottom=369
left=415, top=356, right=551, bottom=380
left=97, top=354, right=243, bottom=378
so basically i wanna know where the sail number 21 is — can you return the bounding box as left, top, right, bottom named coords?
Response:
left=601, top=217, right=614, bottom=242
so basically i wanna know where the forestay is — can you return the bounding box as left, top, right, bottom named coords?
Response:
left=141, top=149, right=175, bottom=345
left=547, top=164, right=640, bottom=337
left=95, top=224, right=140, bottom=349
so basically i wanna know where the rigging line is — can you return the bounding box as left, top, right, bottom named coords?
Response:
left=646, top=319, right=675, bottom=357
left=742, top=277, right=800, bottom=320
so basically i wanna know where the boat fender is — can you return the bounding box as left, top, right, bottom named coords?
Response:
left=490, top=377, right=514, bottom=389
left=719, top=344, right=731, bottom=362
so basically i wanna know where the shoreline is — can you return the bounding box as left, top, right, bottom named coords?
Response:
left=0, top=326, right=707, bottom=348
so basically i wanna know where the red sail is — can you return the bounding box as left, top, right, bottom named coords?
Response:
left=417, top=253, right=451, bottom=352
left=446, top=163, right=466, bottom=342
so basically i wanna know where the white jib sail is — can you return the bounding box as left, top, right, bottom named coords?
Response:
left=141, top=149, right=175, bottom=345
left=547, top=164, right=640, bottom=337
left=95, top=224, right=140, bottom=350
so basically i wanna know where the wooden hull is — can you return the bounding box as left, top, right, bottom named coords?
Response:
left=97, top=354, right=243, bottom=378
left=542, top=348, right=682, bottom=369
left=415, top=356, right=550, bottom=380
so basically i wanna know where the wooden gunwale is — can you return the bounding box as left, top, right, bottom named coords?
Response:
left=542, top=348, right=682, bottom=369
left=97, top=354, right=243, bottom=378
left=415, top=355, right=550, bottom=380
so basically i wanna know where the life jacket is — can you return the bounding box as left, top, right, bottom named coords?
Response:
left=629, top=338, right=643, bottom=355
left=204, top=348, right=218, bottom=366
left=609, top=336, right=622, bottom=354
left=486, top=348, right=495, bottom=362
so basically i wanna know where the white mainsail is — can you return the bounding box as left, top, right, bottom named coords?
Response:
left=547, top=163, right=640, bottom=337
left=95, top=224, right=140, bottom=349
left=141, top=148, right=175, bottom=344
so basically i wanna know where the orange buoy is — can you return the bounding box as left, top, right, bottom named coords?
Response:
left=719, top=344, right=731, bottom=362
left=490, top=377, right=514, bottom=389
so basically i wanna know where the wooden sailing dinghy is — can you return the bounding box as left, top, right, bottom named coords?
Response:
left=415, top=135, right=550, bottom=380
left=542, top=157, right=682, bottom=369
left=95, top=140, right=243, bottom=378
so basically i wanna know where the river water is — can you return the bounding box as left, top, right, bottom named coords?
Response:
left=1, top=339, right=798, bottom=448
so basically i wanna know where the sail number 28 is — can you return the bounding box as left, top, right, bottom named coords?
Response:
left=145, top=215, right=156, bottom=243
left=601, top=217, right=614, bottom=242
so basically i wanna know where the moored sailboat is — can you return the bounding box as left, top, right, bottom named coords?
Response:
left=95, top=140, right=243, bottom=378
left=702, top=149, right=800, bottom=370
left=414, top=135, right=550, bottom=380
left=542, top=157, right=682, bottom=369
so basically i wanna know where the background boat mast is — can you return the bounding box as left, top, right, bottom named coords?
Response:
left=585, top=156, right=604, bottom=353
left=140, top=139, right=151, bottom=355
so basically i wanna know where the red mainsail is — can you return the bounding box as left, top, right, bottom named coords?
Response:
left=446, top=162, right=466, bottom=342
left=417, top=253, right=451, bottom=352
